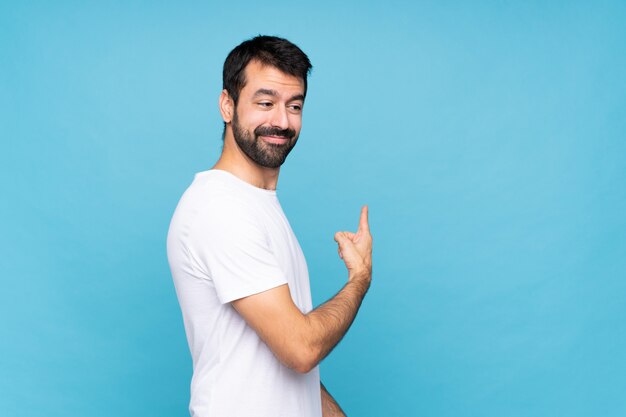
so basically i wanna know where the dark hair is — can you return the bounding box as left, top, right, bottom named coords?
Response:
left=222, top=35, right=312, bottom=104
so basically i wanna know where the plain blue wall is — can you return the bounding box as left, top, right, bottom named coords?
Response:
left=1, top=1, right=625, bottom=416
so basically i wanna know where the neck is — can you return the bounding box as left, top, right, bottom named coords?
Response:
left=212, top=131, right=281, bottom=191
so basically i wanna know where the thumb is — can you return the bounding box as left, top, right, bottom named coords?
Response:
left=334, top=232, right=352, bottom=247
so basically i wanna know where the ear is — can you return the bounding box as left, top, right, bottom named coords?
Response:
left=219, top=89, right=234, bottom=123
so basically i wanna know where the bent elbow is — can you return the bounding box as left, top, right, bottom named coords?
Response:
left=287, top=347, right=319, bottom=374
left=291, top=358, right=316, bottom=374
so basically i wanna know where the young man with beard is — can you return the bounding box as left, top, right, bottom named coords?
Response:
left=167, top=36, right=373, bottom=417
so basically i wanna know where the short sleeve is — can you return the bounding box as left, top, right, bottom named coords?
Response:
left=188, top=198, right=287, bottom=304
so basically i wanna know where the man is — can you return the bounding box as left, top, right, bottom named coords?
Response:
left=167, top=35, right=372, bottom=417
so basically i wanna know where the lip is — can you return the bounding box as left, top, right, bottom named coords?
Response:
left=260, top=135, right=289, bottom=145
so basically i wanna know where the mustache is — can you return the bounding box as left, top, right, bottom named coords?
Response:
left=254, top=126, right=296, bottom=140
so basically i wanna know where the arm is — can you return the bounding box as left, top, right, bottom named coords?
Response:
left=232, top=206, right=373, bottom=373
left=321, top=382, right=346, bottom=417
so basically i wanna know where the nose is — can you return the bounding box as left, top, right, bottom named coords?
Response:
left=269, top=105, right=289, bottom=130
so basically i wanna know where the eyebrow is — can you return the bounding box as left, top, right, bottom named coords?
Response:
left=252, top=89, right=304, bottom=102
left=253, top=88, right=278, bottom=98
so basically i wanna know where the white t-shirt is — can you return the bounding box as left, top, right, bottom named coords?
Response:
left=167, top=169, right=322, bottom=417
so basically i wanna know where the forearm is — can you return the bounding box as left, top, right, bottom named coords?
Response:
left=321, top=382, right=346, bottom=417
left=304, top=274, right=370, bottom=367
left=232, top=207, right=373, bottom=374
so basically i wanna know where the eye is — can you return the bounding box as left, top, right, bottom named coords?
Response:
left=288, top=104, right=303, bottom=112
left=258, top=101, right=273, bottom=108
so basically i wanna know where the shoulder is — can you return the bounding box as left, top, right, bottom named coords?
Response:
left=182, top=171, right=253, bottom=214
left=184, top=172, right=265, bottom=237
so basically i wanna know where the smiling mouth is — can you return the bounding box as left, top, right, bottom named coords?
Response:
left=260, top=135, right=289, bottom=145
left=254, top=126, right=296, bottom=143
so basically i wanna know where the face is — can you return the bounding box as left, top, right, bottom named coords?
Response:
left=229, top=61, right=305, bottom=169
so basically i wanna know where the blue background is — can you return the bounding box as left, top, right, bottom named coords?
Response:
left=1, top=1, right=625, bottom=416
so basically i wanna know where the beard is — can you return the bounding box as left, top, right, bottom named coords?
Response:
left=231, top=110, right=298, bottom=169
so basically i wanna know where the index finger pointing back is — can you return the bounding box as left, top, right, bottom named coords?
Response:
left=358, top=205, right=369, bottom=233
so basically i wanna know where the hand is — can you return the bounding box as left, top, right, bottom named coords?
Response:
left=334, top=206, right=373, bottom=283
